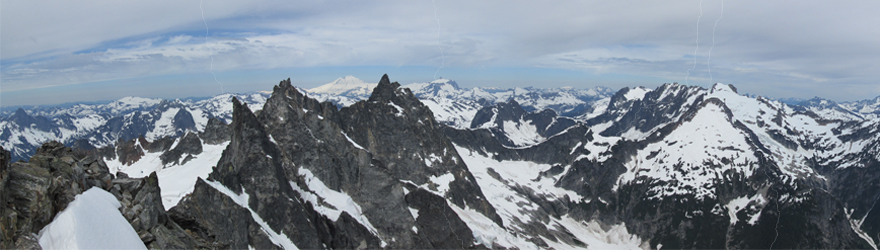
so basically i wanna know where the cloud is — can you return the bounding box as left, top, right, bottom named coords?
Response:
left=166, top=35, right=193, bottom=45
left=2, top=0, right=880, bottom=104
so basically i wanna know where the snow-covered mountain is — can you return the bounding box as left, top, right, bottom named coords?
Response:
left=308, top=75, right=378, bottom=97
left=446, top=82, right=880, bottom=248
left=403, top=78, right=615, bottom=129
left=0, top=93, right=269, bottom=162
left=796, top=96, right=880, bottom=120
left=2, top=75, right=880, bottom=249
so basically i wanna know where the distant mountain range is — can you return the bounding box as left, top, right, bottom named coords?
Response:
left=2, top=75, right=880, bottom=249
left=0, top=76, right=618, bottom=162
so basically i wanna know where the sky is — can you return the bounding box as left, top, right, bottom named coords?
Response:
left=2, top=1, right=880, bottom=107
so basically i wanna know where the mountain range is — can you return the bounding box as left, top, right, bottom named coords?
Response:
left=1, top=75, right=880, bottom=249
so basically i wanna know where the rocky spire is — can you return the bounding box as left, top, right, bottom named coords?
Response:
left=367, top=74, right=401, bottom=103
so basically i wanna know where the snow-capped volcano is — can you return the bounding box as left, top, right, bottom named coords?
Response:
left=307, top=75, right=378, bottom=97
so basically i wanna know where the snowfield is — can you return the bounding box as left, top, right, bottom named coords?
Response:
left=453, top=144, right=645, bottom=249
left=107, top=141, right=230, bottom=209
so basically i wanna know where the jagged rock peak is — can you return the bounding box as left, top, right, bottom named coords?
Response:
left=12, top=107, right=30, bottom=119
left=200, top=117, right=231, bottom=145
left=229, top=96, right=263, bottom=137
left=279, top=77, right=292, bottom=89
left=367, top=74, right=403, bottom=103
left=9, top=108, right=36, bottom=126
left=230, top=97, right=245, bottom=113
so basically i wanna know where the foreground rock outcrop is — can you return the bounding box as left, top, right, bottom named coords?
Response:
left=0, top=143, right=207, bottom=249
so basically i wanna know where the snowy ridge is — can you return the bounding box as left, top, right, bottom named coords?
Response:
left=579, top=83, right=850, bottom=187
left=615, top=100, right=759, bottom=200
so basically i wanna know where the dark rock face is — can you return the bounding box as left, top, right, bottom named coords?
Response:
left=199, top=117, right=230, bottom=145
left=111, top=172, right=204, bottom=249
left=87, top=111, right=155, bottom=147
left=9, top=108, right=55, bottom=132
left=168, top=179, right=270, bottom=249
left=405, top=188, right=475, bottom=249
left=172, top=108, right=196, bottom=132
left=115, top=137, right=146, bottom=166
left=159, top=132, right=203, bottom=166
left=471, top=100, right=528, bottom=129
left=446, top=124, right=592, bottom=166
left=337, top=75, right=501, bottom=226
left=97, top=131, right=217, bottom=170
left=589, top=84, right=698, bottom=137
left=144, top=135, right=176, bottom=153
left=208, top=96, right=325, bottom=249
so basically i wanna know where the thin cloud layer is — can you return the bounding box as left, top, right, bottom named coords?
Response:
left=1, top=0, right=879, bottom=106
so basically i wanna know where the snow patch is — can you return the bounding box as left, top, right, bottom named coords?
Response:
left=446, top=202, right=538, bottom=249
left=428, top=172, right=455, bottom=195
left=545, top=216, right=644, bottom=250
left=624, top=87, right=650, bottom=101
left=341, top=131, right=367, bottom=151
left=389, top=102, right=405, bottom=117
left=408, top=207, right=420, bottom=220
left=423, top=153, right=443, bottom=167
left=38, top=188, right=146, bottom=250
left=502, top=120, right=544, bottom=147
left=725, top=193, right=767, bottom=226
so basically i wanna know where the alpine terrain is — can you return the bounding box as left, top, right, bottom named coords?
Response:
left=2, top=75, right=880, bottom=249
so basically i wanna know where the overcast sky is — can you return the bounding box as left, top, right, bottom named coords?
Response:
left=2, top=0, right=879, bottom=106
